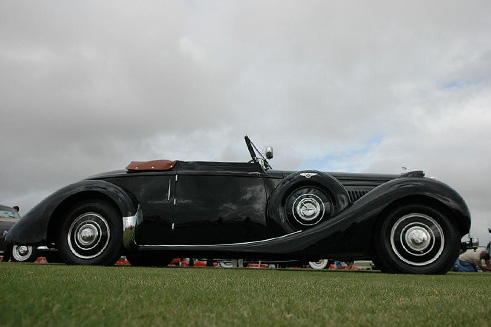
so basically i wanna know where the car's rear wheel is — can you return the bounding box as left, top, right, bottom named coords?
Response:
left=375, top=204, right=460, bottom=274
left=11, top=245, right=37, bottom=262
left=57, top=200, right=122, bottom=265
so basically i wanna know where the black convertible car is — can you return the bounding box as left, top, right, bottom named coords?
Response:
left=7, top=136, right=473, bottom=274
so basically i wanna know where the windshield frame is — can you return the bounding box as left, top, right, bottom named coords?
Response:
left=244, top=135, right=272, bottom=171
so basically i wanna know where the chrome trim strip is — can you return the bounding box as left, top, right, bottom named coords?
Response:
left=122, top=206, right=141, bottom=250
left=139, top=230, right=302, bottom=248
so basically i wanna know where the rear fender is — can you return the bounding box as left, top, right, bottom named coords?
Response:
left=6, top=180, right=138, bottom=246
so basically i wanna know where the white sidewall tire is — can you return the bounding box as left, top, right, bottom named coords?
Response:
left=58, top=200, right=122, bottom=266
left=376, top=204, right=459, bottom=274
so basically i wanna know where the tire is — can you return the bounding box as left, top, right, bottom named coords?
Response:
left=11, top=245, right=38, bottom=262
left=57, top=200, right=123, bottom=265
left=375, top=204, right=460, bottom=274
left=126, top=253, right=172, bottom=267
left=308, top=259, right=330, bottom=270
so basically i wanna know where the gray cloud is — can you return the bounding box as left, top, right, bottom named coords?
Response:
left=1, top=1, right=490, bottom=244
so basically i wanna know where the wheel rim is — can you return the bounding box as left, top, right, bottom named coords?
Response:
left=293, top=194, right=324, bottom=223
left=218, top=260, right=233, bottom=268
left=12, top=245, right=33, bottom=261
left=286, top=187, right=331, bottom=227
left=309, top=259, right=329, bottom=269
left=67, top=212, right=110, bottom=259
left=390, top=213, right=444, bottom=266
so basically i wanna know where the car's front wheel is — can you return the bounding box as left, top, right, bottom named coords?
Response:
left=375, top=204, right=460, bottom=274
left=57, top=200, right=122, bottom=265
left=11, top=245, right=38, bottom=262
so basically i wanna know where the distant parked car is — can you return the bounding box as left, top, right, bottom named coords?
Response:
left=1, top=205, right=19, bottom=259
left=1, top=205, right=61, bottom=262
left=7, top=136, right=474, bottom=274
left=1, top=205, right=37, bottom=262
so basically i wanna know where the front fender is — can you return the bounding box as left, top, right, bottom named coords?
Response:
left=323, top=176, right=472, bottom=256
left=6, top=180, right=138, bottom=246
left=366, top=177, right=471, bottom=235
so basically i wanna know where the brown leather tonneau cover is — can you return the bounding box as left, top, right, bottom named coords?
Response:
left=126, top=160, right=177, bottom=171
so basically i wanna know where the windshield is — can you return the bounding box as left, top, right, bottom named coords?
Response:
left=0, top=208, right=21, bottom=219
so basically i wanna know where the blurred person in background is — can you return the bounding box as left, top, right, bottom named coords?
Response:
left=454, top=247, right=491, bottom=272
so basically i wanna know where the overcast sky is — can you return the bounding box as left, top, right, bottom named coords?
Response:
left=1, top=1, right=490, bottom=244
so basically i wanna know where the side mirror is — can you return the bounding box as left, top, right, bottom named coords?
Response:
left=265, top=146, right=273, bottom=159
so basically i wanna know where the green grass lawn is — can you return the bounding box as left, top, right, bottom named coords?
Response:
left=0, top=263, right=489, bottom=327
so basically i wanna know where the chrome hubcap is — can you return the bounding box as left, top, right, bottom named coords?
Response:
left=77, top=224, right=99, bottom=247
left=286, top=187, right=332, bottom=229
left=390, top=213, right=444, bottom=266
left=292, top=194, right=325, bottom=226
left=297, top=198, right=321, bottom=221
left=18, top=246, right=29, bottom=256
left=68, top=212, right=110, bottom=259
left=405, top=227, right=430, bottom=251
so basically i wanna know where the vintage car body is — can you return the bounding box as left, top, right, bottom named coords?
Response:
left=7, top=137, right=471, bottom=274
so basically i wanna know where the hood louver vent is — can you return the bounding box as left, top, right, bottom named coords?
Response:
left=346, top=187, right=374, bottom=202
left=348, top=190, right=368, bottom=202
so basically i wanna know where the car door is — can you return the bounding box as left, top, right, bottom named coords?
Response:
left=115, top=174, right=176, bottom=245
left=171, top=172, right=269, bottom=245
